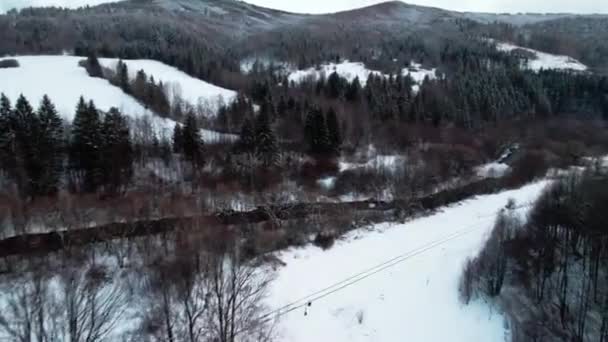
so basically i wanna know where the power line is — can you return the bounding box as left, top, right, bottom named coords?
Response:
left=235, top=200, right=533, bottom=336
left=253, top=215, right=499, bottom=326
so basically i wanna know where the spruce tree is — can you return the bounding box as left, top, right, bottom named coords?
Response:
left=0, top=94, right=13, bottom=176
left=346, top=77, right=362, bottom=102
left=238, top=118, right=255, bottom=154
left=102, top=108, right=133, bottom=194
left=86, top=52, right=103, bottom=78
left=37, top=95, right=64, bottom=196
left=172, top=124, right=184, bottom=154
left=70, top=97, right=103, bottom=192
left=326, top=107, right=342, bottom=154
left=254, top=111, right=279, bottom=167
left=304, top=108, right=331, bottom=156
left=133, top=69, right=148, bottom=102
left=13, top=95, right=40, bottom=197
left=117, top=60, right=131, bottom=94
left=326, top=72, right=344, bottom=99
left=182, top=112, right=204, bottom=167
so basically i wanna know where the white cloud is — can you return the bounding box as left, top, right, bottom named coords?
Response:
left=242, top=0, right=608, bottom=14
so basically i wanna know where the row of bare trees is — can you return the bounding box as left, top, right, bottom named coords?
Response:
left=0, top=226, right=276, bottom=342
left=460, top=166, right=608, bottom=341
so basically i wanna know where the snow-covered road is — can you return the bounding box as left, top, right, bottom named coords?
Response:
left=268, top=180, right=550, bottom=342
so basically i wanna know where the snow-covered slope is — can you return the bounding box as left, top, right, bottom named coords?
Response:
left=268, top=180, right=550, bottom=342
left=288, top=61, right=383, bottom=87
left=98, top=59, right=237, bottom=116
left=0, top=55, right=237, bottom=142
left=288, top=60, right=436, bottom=90
left=495, top=42, right=588, bottom=72
left=0, top=0, right=124, bottom=13
left=0, top=56, right=150, bottom=122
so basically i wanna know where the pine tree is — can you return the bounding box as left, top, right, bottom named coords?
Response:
left=102, top=108, right=133, bottom=195
left=346, top=77, right=362, bottom=102
left=326, top=72, right=344, bottom=99
left=14, top=95, right=42, bottom=197
left=133, top=69, right=148, bottom=102
left=182, top=112, right=204, bottom=167
left=238, top=118, right=255, bottom=154
left=254, top=111, right=279, bottom=167
left=70, top=97, right=103, bottom=192
left=0, top=94, right=14, bottom=177
left=172, top=124, right=184, bottom=153
left=86, top=52, right=103, bottom=78
left=326, top=107, right=342, bottom=154
left=304, top=108, right=331, bottom=156
left=36, top=95, right=64, bottom=196
left=117, top=60, right=131, bottom=94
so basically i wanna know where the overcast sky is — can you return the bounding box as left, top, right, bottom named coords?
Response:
left=242, top=0, right=608, bottom=14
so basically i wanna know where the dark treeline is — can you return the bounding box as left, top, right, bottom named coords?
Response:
left=0, top=93, right=134, bottom=198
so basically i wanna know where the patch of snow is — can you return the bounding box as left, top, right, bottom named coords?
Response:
left=268, top=180, right=550, bottom=342
left=0, top=0, right=124, bottom=13
left=0, top=56, right=150, bottom=122
left=240, top=57, right=294, bottom=74
left=476, top=162, right=510, bottom=178
left=402, top=62, right=437, bottom=93
left=288, top=61, right=383, bottom=87
left=288, top=60, right=436, bottom=92
left=98, top=59, right=237, bottom=116
left=494, top=41, right=588, bottom=72
left=201, top=128, right=239, bottom=143
left=339, top=155, right=405, bottom=173
left=318, top=176, right=337, bottom=190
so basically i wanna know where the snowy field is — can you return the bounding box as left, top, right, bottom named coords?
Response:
left=0, top=55, right=237, bottom=142
left=495, top=41, right=588, bottom=72
left=0, top=0, right=124, bottom=13
left=99, top=59, right=237, bottom=116
left=0, top=56, right=149, bottom=121
left=268, top=180, right=550, bottom=342
left=288, top=60, right=436, bottom=90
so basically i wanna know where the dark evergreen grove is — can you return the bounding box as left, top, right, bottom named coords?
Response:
left=0, top=93, right=139, bottom=198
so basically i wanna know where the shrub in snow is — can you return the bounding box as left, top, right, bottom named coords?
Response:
left=0, top=59, right=19, bottom=68
left=313, top=231, right=336, bottom=250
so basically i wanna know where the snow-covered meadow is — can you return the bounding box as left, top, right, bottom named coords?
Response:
left=287, top=60, right=436, bottom=91
left=267, top=180, right=550, bottom=342
left=494, top=41, right=588, bottom=72
left=0, top=55, right=238, bottom=142
left=98, top=58, right=238, bottom=116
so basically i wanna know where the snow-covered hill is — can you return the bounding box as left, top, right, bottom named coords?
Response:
left=0, top=0, right=124, bottom=13
left=0, top=56, right=149, bottom=121
left=495, top=41, right=588, bottom=72
left=0, top=55, right=237, bottom=142
left=288, top=60, right=436, bottom=90
left=268, top=180, right=550, bottom=341
left=98, top=59, right=238, bottom=116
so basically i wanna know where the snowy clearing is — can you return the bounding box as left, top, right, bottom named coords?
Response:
left=288, top=61, right=384, bottom=87
left=288, top=60, right=436, bottom=90
left=268, top=180, right=550, bottom=342
left=476, top=162, right=511, bottom=178
left=0, top=56, right=149, bottom=122
left=0, top=0, right=124, bottom=13
left=494, top=41, right=588, bottom=72
left=0, top=55, right=237, bottom=142
left=99, top=58, right=237, bottom=116
left=402, top=62, right=437, bottom=93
